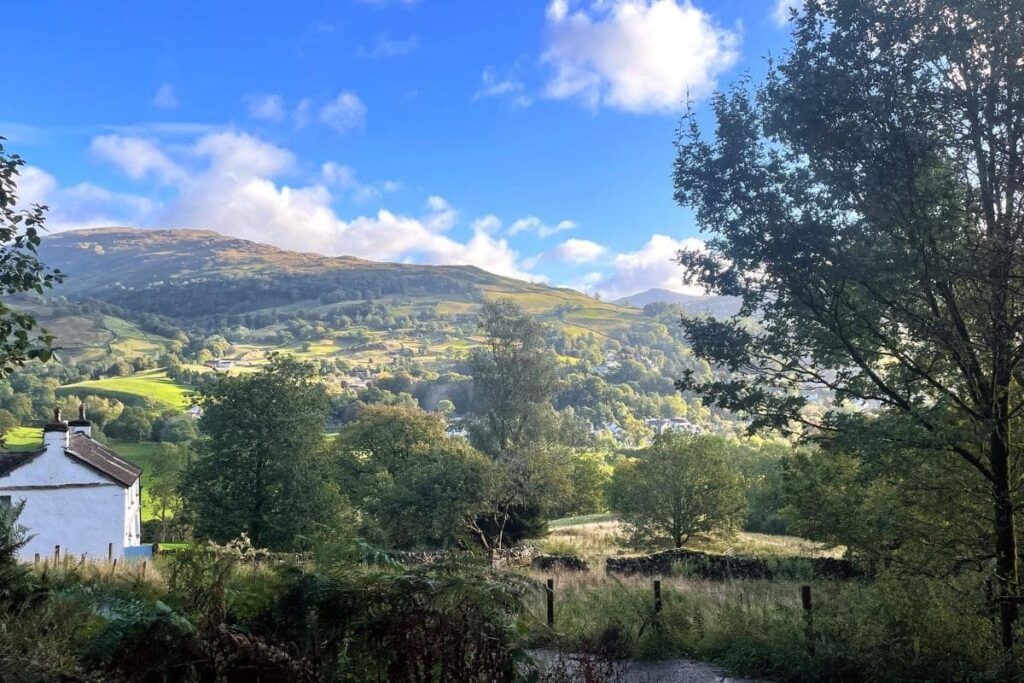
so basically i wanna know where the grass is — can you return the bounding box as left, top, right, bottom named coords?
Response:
left=544, top=516, right=843, bottom=568
left=3, top=426, right=42, bottom=451
left=58, top=370, right=192, bottom=409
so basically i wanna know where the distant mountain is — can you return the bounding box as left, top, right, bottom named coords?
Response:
left=38, top=227, right=639, bottom=329
left=614, top=288, right=740, bottom=318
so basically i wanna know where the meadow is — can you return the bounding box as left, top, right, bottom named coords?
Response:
left=58, top=370, right=192, bottom=409
left=519, top=518, right=1006, bottom=681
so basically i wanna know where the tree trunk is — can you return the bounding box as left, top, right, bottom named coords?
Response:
left=991, top=424, right=1019, bottom=652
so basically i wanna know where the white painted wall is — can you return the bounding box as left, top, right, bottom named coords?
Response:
left=0, top=428, right=140, bottom=560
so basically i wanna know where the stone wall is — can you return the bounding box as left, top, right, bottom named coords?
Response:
left=605, top=548, right=856, bottom=580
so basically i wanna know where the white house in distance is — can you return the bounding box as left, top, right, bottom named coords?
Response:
left=0, top=406, right=142, bottom=560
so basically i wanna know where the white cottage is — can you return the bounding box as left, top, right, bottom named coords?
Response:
left=0, top=406, right=142, bottom=560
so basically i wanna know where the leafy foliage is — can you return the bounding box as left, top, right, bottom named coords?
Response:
left=609, top=433, right=747, bottom=549
left=0, top=139, right=63, bottom=375
left=673, top=0, right=1024, bottom=647
left=182, top=355, right=342, bottom=550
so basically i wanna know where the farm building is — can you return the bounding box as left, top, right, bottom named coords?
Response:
left=0, top=406, right=142, bottom=561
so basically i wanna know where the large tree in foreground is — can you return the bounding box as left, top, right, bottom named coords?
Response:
left=608, top=433, right=746, bottom=549
left=182, top=355, right=339, bottom=550
left=674, top=0, right=1024, bottom=653
left=0, top=139, right=63, bottom=375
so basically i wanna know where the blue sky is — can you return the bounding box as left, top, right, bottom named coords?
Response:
left=4, top=0, right=795, bottom=299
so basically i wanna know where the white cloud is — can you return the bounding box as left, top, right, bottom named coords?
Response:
left=190, top=131, right=294, bottom=177
left=473, top=67, right=532, bottom=107
left=16, top=166, right=155, bottom=232
left=320, top=92, right=367, bottom=134
left=90, top=135, right=185, bottom=184
left=472, top=214, right=502, bottom=234
left=245, top=93, right=287, bottom=121
left=548, top=238, right=608, bottom=263
left=507, top=215, right=577, bottom=238
left=77, top=131, right=541, bottom=281
left=589, top=234, right=706, bottom=300
left=359, top=33, right=418, bottom=59
left=321, top=162, right=402, bottom=204
left=542, top=0, right=740, bottom=113
left=152, top=82, right=180, bottom=109
left=772, top=0, right=799, bottom=25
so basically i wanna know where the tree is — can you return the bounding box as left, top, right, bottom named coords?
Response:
left=105, top=406, right=153, bottom=442
left=333, top=406, right=496, bottom=549
left=153, top=411, right=199, bottom=444
left=465, top=299, right=566, bottom=547
left=0, top=139, right=64, bottom=376
left=467, top=299, right=560, bottom=456
left=608, top=433, right=746, bottom=549
left=673, top=0, right=1024, bottom=651
left=148, top=443, right=190, bottom=538
left=181, top=355, right=340, bottom=550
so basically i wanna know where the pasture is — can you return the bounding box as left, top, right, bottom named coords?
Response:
left=58, top=370, right=192, bottom=409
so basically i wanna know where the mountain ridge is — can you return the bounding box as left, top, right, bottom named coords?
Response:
left=614, top=287, right=739, bottom=317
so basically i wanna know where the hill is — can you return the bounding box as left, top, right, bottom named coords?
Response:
left=40, top=227, right=636, bottom=326
left=614, top=288, right=740, bottom=318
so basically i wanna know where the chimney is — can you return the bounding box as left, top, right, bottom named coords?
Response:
left=43, top=406, right=69, bottom=451
left=68, top=403, right=92, bottom=437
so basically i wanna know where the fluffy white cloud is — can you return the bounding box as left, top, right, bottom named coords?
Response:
left=772, top=0, right=799, bottom=25
left=542, top=0, right=739, bottom=113
left=589, top=234, right=706, bottom=300
left=320, top=92, right=367, bottom=134
left=550, top=238, right=607, bottom=263
left=90, top=135, right=184, bottom=184
left=507, top=215, right=576, bottom=238
left=75, top=131, right=541, bottom=281
left=17, top=166, right=155, bottom=232
left=152, top=82, right=179, bottom=109
left=245, top=93, right=286, bottom=121
left=529, top=238, right=608, bottom=268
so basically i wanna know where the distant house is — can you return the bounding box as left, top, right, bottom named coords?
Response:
left=645, top=417, right=703, bottom=435
left=339, top=376, right=372, bottom=391
left=187, top=405, right=203, bottom=420
left=0, top=407, right=142, bottom=560
left=204, top=358, right=235, bottom=371
left=445, top=417, right=469, bottom=439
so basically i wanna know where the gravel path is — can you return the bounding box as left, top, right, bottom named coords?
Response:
left=529, top=650, right=771, bottom=683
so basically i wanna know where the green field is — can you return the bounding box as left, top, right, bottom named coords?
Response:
left=3, top=426, right=42, bottom=451
left=58, top=370, right=192, bottom=409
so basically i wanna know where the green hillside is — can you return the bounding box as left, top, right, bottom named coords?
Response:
left=58, top=370, right=192, bottom=409
left=39, top=227, right=635, bottom=325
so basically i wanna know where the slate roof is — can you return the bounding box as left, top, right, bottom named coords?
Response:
left=66, top=433, right=142, bottom=487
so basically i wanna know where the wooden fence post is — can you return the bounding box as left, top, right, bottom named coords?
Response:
left=53, top=545, right=60, bottom=564
left=33, top=553, right=39, bottom=567
left=801, top=585, right=814, bottom=655
left=141, top=561, right=147, bottom=578
left=653, top=580, right=662, bottom=614
left=108, top=542, right=113, bottom=563
left=546, top=578, right=555, bottom=628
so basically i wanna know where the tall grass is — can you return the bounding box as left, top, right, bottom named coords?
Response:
left=521, top=569, right=1017, bottom=682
